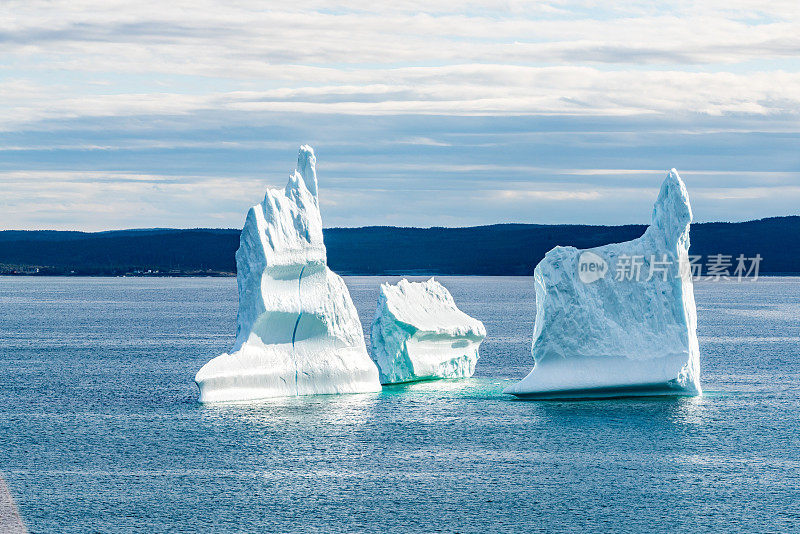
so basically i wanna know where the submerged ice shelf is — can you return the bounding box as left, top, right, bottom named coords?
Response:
left=195, top=146, right=381, bottom=402
left=504, top=169, right=702, bottom=398
left=371, top=278, right=486, bottom=384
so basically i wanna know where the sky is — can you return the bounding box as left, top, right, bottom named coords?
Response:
left=1, top=0, right=799, bottom=230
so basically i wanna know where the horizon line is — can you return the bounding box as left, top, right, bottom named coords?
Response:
left=2, top=214, right=798, bottom=234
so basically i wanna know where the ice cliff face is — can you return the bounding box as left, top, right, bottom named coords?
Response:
left=504, top=169, right=701, bottom=398
left=195, top=146, right=381, bottom=402
left=371, top=278, right=486, bottom=384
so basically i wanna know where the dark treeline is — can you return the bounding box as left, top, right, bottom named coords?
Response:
left=0, top=216, right=798, bottom=275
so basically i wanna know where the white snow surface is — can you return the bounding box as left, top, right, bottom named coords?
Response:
left=504, top=169, right=702, bottom=398
left=195, top=146, right=381, bottom=402
left=371, top=278, right=486, bottom=384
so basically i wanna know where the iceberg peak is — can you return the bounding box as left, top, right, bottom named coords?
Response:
left=294, top=144, right=318, bottom=198
left=648, top=168, right=692, bottom=250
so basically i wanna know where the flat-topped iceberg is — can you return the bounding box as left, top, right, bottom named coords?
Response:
left=504, top=169, right=701, bottom=398
left=371, top=278, right=486, bottom=384
left=195, top=146, right=381, bottom=402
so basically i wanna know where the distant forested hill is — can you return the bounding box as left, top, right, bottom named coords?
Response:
left=0, top=217, right=798, bottom=275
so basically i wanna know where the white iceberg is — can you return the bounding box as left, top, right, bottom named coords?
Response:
left=504, top=169, right=702, bottom=398
left=371, top=278, right=486, bottom=384
left=195, top=145, right=381, bottom=402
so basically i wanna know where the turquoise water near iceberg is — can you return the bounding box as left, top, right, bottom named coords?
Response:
left=0, top=276, right=798, bottom=532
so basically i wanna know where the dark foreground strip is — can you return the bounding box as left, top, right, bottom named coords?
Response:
left=0, top=475, right=27, bottom=534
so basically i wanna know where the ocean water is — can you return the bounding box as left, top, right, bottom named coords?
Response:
left=0, top=276, right=798, bottom=533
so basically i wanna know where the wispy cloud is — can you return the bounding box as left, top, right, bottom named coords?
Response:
left=3, top=67, right=800, bottom=127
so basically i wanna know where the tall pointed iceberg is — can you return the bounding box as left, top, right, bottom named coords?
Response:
left=195, top=146, right=381, bottom=402
left=504, top=169, right=701, bottom=398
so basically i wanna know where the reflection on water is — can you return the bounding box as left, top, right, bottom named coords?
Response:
left=671, top=394, right=709, bottom=427
left=203, top=391, right=384, bottom=429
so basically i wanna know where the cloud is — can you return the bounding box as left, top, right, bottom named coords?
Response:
left=490, top=189, right=603, bottom=201
left=1, top=2, right=799, bottom=120
left=3, top=67, right=800, bottom=128
left=1, top=1, right=799, bottom=229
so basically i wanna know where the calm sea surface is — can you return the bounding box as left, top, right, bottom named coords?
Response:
left=0, top=276, right=798, bottom=533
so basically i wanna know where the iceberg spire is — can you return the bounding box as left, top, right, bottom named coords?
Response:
left=647, top=168, right=693, bottom=252
left=295, top=144, right=318, bottom=198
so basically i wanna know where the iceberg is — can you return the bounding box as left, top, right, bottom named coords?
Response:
left=504, top=169, right=702, bottom=398
left=195, top=146, right=381, bottom=402
left=371, top=278, right=486, bottom=384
